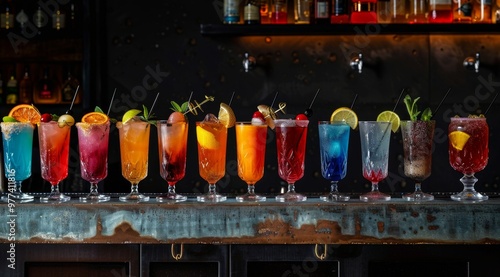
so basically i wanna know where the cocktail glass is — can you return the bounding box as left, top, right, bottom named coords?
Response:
left=235, top=122, right=267, bottom=202
left=448, top=117, right=488, bottom=202
left=274, top=119, right=309, bottom=202
left=1, top=122, right=35, bottom=201
left=117, top=120, right=150, bottom=202
left=318, top=121, right=350, bottom=202
left=196, top=116, right=227, bottom=202
left=156, top=120, right=188, bottom=202
left=359, top=121, right=392, bottom=202
left=401, top=120, right=435, bottom=201
left=38, top=121, right=72, bottom=202
left=76, top=121, right=111, bottom=202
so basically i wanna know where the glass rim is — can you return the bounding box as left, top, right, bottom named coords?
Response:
left=450, top=117, right=486, bottom=121
left=235, top=121, right=267, bottom=125
left=156, top=120, right=188, bottom=125
left=273, top=119, right=309, bottom=123
left=318, top=120, right=349, bottom=125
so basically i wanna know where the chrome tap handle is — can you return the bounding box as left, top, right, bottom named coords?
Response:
left=350, top=53, right=363, bottom=74
left=242, top=52, right=256, bottom=72
left=463, top=52, right=480, bottom=73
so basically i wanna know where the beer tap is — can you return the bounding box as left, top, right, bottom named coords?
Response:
left=463, top=52, right=480, bottom=73
left=350, top=53, right=363, bottom=73
left=242, top=52, right=256, bottom=72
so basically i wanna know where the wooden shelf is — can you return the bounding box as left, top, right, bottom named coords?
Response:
left=200, top=23, right=500, bottom=36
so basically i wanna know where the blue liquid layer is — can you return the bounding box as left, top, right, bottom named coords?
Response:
left=318, top=123, right=350, bottom=181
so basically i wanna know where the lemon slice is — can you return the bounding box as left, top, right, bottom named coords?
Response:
left=218, top=103, right=236, bottom=128
left=377, top=111, right=400, bottom=133
left=449, top=131, right=470, bottom=151
left=122, top=109, right=141, bottom=124
left=330, top=107, right=358, bottom=129
left=196, top=125, right=219, bottom=149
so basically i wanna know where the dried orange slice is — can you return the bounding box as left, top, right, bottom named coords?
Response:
left=82, top=112, right=109, bottom=124
left=8, top=104, right=41, bottom=124
left=257, top=104, right=277, bottom=129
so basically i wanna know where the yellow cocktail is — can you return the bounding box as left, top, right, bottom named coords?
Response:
left=235, top=122, right=267, bottom=202
left=117, top=120, right=150, bottom=202
left=196, top=119, right=227, bottom=202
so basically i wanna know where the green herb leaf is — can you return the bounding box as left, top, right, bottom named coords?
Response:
left=421, top=108, right=432, bottom=121
left=95, top=106, right=105, bottom=114
left=404, top=94, right=432, bottom=121
left=180, top=101, right=189, bottom=113
left=142, top=105, right=149, bottom=121
left=171, top=101, right=182, bottom=112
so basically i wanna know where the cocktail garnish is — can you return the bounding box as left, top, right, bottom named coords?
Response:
left=449, top=131, right=470, bottom=151
left=403, top=94, right=432, bottom=121
left=218, top=103, right=236, bottom=128
left=186, top=95, right=215, bottom=115
left=330, top=107, right=358, bottom=129
left=8, top=104, right=41, bottom=124
left=377, top=111, right=400, bottom=133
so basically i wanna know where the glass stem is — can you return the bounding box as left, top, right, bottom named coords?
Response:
left=371, top=182, right=380, bottom=192
left=247, top=184, right=256, bottom=195
left=208, top=183, right=217, bottom=194
left=14, top=181, right=23, bottom=194
left=288, top=183, right=296, bottom=193
left=168, top=184, right=176, bottom=194
left=330, top=181, right=339, bottom=193
left=130, top=182, right=139, bottom=194
left=89, top=182, right=99, bottom=196
left=414, top=182, right=423, bottom=193
left=461, top=174, right=478, bottom=193
left=51, top=183, right=61, bottom=194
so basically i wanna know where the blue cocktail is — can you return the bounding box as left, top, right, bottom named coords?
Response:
left=1, top=122, right=35, bottom=201
left=318, top=121, right=350, bottom=201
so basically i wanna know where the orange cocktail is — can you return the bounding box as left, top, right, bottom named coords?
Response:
left=235, top=122, right=267, bottom=202
left=117, top=120, right=150, bottom=202
left=196, top=119, right=227, bottom=202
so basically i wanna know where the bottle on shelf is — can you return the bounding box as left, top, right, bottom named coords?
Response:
left=408, top=0, right=429, bottom=23
left=5, top=73, right=18, bottom=105
left=453, top=0, right=473, bottom=22
left=331, top=0, right=350, bottom=23
left=310, top=0, right=331, bottom=24
left=271, top=0, right=288, bottom=23
left=244, top=0, right=261, bottom=24
left=33, top=68, right=59, bottom=104
left=350, top=0, right=378, bottom=23
left=60, top=69, right=80, bottom=104
left=52, top=8, right=66, bottom=31
left=295, top=0, right=311, bottom=23
left=377, top=0, right=392, bottom=23
left=472, top=0, right=492, bottom=22
left=0, top=0, right=15, bottom=30
left=494, top=0, right=500, bottom=23
left=429, top=0, right=453, bottom=23
left=390, top=0, right=408, bottom=23
left=223, top=0, right=241, bottom=24
left=19, top=66, right=33, bottom=104
left=260, top=0, right=271, bottom=23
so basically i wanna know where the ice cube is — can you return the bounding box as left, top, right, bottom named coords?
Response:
left=330, top=142, right=341, bottom=158
left=203, top=113, right=220, bottom=123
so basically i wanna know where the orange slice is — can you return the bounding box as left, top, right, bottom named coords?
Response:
left=449, top=131, right=470, bottom=151
left=218, top=103, right=236, bottom=128
left=82, top=112, right=109, bottom=124
left=8, top=104, right=41, bottom=124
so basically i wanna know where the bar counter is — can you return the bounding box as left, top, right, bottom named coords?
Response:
left=2, top=193, right=500, bottom=245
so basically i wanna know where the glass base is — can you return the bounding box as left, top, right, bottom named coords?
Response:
left=119, top=193, right=150, bottom=202
left=360, top=191, right=391, bottom=202
left=197, top=192, right=227, bottom=203
left=2, top=192, right=34, bottom=201
left=1, top=195, right=34, bottom=203
left=79, top=194, right=111, bottom=203
left=403, top=192, right=434, bottom=202
left=275, top=192, right=307, bottom=202
left=451, top=191, right=488, bottom=202
left=236, top=193, right=266, bottom=202
left=40, top=193, right=71, bottom=203
left=320, top=192, right=350, bottom=202
left=156, top=193, right=187, bottom=203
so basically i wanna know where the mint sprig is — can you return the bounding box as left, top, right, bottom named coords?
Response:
left=170, top=101, right=189, bottom=113
left=139, top=104, right=156, bottom=125
left=403, top=94, right=432, bottom=121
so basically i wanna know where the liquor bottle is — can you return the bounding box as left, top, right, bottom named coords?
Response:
left=493, top=0, right=500, bottom=23
left=18, top=66, right=33, bottom=104
left=33, top=68, right=59, bottom=104
left=310, top=0, right=330, bottom=24
left=60, top=70, right=80, bottom=104
left=350, top=0, right=378, bottom=23
left=224, top=0, right=241, bottom=24
left=260, top=0, right=271, bottom=23
left=391, top=0, right=408, bottom=22
left=377, top=0, right=392, bottom=23
left=0, top=0, right=15, bottom=30
left=5, top=73, right=18, bottom=105
left=295, top=0, right=311, bottom=23
left=52, top=8, right=66, bottom=30
left=271, top=0, right=288, bottom=23
left=407, top=0, right=429, bottom=23
left=472, top=0, right=492, bottom=22
left=244, top=0, right=261, bottom=24
left=429, top=0, right=453, bottom=22
left=331, top=0, right=350, bottom=23
left=453, top=0, right=473, bottom=22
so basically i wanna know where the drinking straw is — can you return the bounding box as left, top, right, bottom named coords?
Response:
left=431, top=88, right=451, bottom=119
left=350, top=94, right=358, bottom=109
left=375, top=88, right=405, bottom=152
left=270, top=92, right=279, bottom=108
left=68, top=85, right=80, bottom=112
left=106, top=88, right=117, bottom=116
left=149, top=92, right=160, bottom=114
left=308, top=89, right=320, bottom=110
left=484, top=92, right=499, bottom=115
left=228, top=91, right=235, bottom=106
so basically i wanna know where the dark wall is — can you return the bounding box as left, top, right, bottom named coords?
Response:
left=52, top=1, right=500, bottom=197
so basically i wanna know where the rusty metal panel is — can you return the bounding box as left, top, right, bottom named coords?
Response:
left=1, top=198, right=500, bottom=244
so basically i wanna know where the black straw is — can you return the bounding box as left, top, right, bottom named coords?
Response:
left=350, top=94, right=358, bottom=109
left=149, top=92, right=160, bottom=114
left=308, top=88, right=320, bottom=109
left=228, top=91, right=235, bottom=106
left=484, top=92, right=499, bottom=115
left=431, top=88, right=451, bottom=119
left=270, top=92, right=279, bottom=108
left=107, top=88, right=116, bottom=116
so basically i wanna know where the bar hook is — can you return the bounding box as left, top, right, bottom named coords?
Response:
left=314, top=244, right=328, bottom=260
left=171, top=243, right=184, bottom=261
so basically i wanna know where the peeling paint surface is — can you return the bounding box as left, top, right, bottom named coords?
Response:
left=1, top=199, right=500, bottom=244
